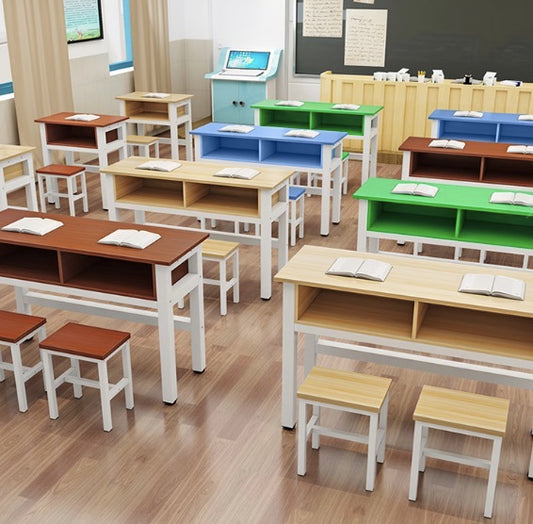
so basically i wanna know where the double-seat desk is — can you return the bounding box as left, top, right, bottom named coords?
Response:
left=275, top=244, right=533, bottom=475
left=100, top=157, right=293, bottom=300
left=190, top=122, right=346, bottom=236
left=0, top=208, right=207, bottom=404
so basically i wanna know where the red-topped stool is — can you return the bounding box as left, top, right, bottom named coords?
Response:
left=37, top=164, right=89, bottom=216
left=39, top=322, right=134, bottom=431
left=0, top=310, right=46, bottom=412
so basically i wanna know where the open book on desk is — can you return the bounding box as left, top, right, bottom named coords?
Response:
left=332, top=103, right=360, bottom=111
left=275, top=100, right=304, bottom=107
left=429, top=139, right=466, bottom=150
left=518, top=114, right=533, bottom=121
left=98, top=229, right=161, bottom=249
left=219, top=124, right=254, bottom=134
left=392, top=183, right=438, bottom=198
left=506, top=145, right=533, bottom=154
left=489, top=191, right=533, bottom=206
left=459, top=273, right=525, bottom=301
left=214, top=167, right=260, bottom=180
left=65, top=113, right=100, bottom=121
left=137, top=160, right=181, bottom=172
left=453, top=110, right=483, bottom=118
left=1, top=217, right=63, bottom=236
left=142, top=92, right=170, bottom=98
left=284, top=129, right=319, bottom=139
left=326, top=257, right=392, bottom=282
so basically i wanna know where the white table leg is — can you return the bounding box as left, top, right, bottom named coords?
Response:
left=320, top=166, right=332, bottom=236
left=187, top=248, right=206, bottom=373
left=281, top=283, right=297, bottom=428
left=357, top=199, right=369, bottom=251
left=332, top=164, right=342, bottom=224
left=23, top=154, right=39, bottom=211
left=277, top=185, right=289, bottom=270
left=259, top=189, right=273, bottom=299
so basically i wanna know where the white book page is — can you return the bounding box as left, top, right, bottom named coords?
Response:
left=65, top=113, right=99, bottom=121
left=284, top=129, right=319, bottom=138
left=275, top=100, right=304, bottom=106
left=332, top=103, right=361, bottom=110
left=429, top=139, right=448, bottom=148
left=137, top=160, right=181, bottom=172
left=458, top=273, right=494, bottom=295
left=122, top=230, right=161, bottom=249
left=490, top=192, right=515, bottom=204
left=448, top=140, right=466, bottom=149
left=507, top=145, right=527, bottom=154
left=492, top=276, right=525, bottom=300
left=219, top=125, right=254, bottom=134
left=518, top=114, right=533, bottom=121
left=214, top=167, right=260, bottom=179
left=326, top=257, right=363, bottom=277
left=513, top=193, right=533, bottom=207
left=356, top=260, right=392, bottom=281
left=392, top=183, right=417, bottom=195
left=142, top=92, right=170, bottom=98
left=2, top=217, right=63, bottom=235
left=413, top=184, right=438, bottom=197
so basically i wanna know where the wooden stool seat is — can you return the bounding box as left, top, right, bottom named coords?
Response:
left=127, top=135, right=159, bottom=157
left=201, top=238, right=239, bottom=259
left=36, top=164, right=88, bottom=216
left=0, top=310, right=47, bottom=412
left=409, top=385, right=509, bottom=518
left=297, top=366, right=392, bottom=491
left=40, top=322, right=134, bottom=431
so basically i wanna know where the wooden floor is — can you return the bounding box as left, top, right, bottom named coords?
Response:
left=1, top=146, right=532, bottom=524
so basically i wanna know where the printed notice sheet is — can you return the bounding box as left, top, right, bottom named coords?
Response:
left=303, top=0, right=343, bottom=38
left=344, top=9, right=387, bottom=67
left=353, top=0, right=375, bottom=4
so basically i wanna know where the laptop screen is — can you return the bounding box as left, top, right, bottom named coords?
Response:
left=226, top=51, right=270, bottom=71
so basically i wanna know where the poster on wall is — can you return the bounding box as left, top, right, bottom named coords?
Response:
left=64, top=0, right=104, bottom=44
left=344, top=9, right=387, bottom=67
left=303, top=0, right=343, bottom=38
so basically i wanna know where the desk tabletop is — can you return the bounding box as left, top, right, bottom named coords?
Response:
left=116, top=92, right=194, bottom=104
left=0, top=144, right=35, bottom=161
left=102, top=156, right=294, bottom=190
left=429, top=109, right=533, bottom=125
left=251, top=99, right=383, bottom=116
left=191, top=122, right=347, bottom=145
left=399, top=136, right=533, bottom=161
left=274, top=244, right=533, bottom=317
left=35, top=112, right=129, bottom=127
left=0, top=209, right=207, bottom=266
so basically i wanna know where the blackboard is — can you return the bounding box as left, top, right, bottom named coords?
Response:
left=295, top=0, right=533, bottom=82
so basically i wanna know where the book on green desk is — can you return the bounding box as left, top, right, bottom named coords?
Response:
left=326, top=257, right=392, bottom=282
left=489, top=192, right=533, bottom=206
left=392, top=183, right=438, bottom=198
left=459, top=273, right=525, bottom=301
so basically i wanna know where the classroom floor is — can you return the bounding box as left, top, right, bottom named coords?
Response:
left=0, top=144, right=532, bottom=523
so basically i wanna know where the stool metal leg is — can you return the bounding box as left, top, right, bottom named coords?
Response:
left=97, top=360, right=113, bottom=431
left=71, top=358, right=83, bottom=398
left=377, top=395, right=389, bottom=464
left=409, top=421, right=424, bottom=501
left=219, top=258, right=227, bottom=316
left=366, top=413, right=379, bottom=491
left=297, top=399, right=308, bottom=476
left=41, top=349, right=59, bottom=420
left=67, top=176, right=76, bottom=216
left=232, top=250, right=240, bottom=304
left=10, top=343, right=28, bottom=412
left=484, top=436, right=502, bottom=518
left=0, top=349, right=5, bottom=382
left=122, top=342, right=134, bottom=410
left=81, top=173, right=89, bottom=212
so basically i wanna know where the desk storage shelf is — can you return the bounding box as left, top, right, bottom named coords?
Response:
left=354, top=177, right=533, bottom=257
left=400, top=137, right=533, bottom=188
left=429, top=110, right=533, bottom=144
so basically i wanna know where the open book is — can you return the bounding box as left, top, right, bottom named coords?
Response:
left=142, top=92, right=170, bottom=98
left=214, top=167, right=260, bottom=180
left=453, top=110, right=483, bottom=118
left=506, top=145, right=533, bottom=154
left=137, top=160, right=181, bottom=172
left=219, top=124, right=254, bottom=134
left=326, top=257, right=392, bottom=282
left=65, top=113, right=100, bottom=122
left=332, top=103, right=360, bottom=111
left=518, top=114, right=533, bottom=121
left=275, top=100, right=304, bottom=107
left=392, top=183, right=438, bottom=198
left=429, top=139, right=466, bottom=150
left=459, top=273, right=525, bottom=301
left=284, top=129, right=319, bottom=138
left=1, top=217, right=63, bottom=236
left=489, top=191, right=533, bottom=206
left=98, top=229, right=161, bottom=249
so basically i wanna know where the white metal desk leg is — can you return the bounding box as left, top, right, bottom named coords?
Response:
left=101, top=173, right=119, bottom=221
left=170, top=121, right=180, bottom=160
left=528, top=433, right=533, bottom=479
left=362, top=116, right=372, bottom=183
left=184, top=100, right=193, bottom=160
left=357, top=199, right=369, bottom=251
left=332, top=164, right=342, bottom=224
left=187, top=248, right=206, bottom=373
left=281, top=283, right=298, bottom=429
left=96, top=127, right=110, bottom=209
left=320, top=163, right=332, bottom=236
left=259, top=189, right=273, bottom=299
left=23, top=155, right=39, bottom=210
left=155, top=265, right=179, bottom=404
left=0, top=175, right=7, bottom=210
left=14, top=286, right=31, bottom=315
left=277, top=185, right=289, bottom=270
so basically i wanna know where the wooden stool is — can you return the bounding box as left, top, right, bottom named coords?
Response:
left=39, top=323, right=134, bottom=432
left=289, top=186, right=306, bottom=246
left=127, top=135, right=160, bottom=157
left=409, top=385, right=509, bottom=518
left=36, top=164, right=88, bottom=216
left=178, top=239, right=240, bottom=316
left=0, top=311, right=46, bottom=412
left=297, top=366, right=392, bottom=491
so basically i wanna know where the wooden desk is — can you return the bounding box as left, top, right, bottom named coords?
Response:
left=35, top=112, right=129, bottom=209
left=252, top=99, right=382, bottom=182
left=353, top=177, right=533, bottom=267
left=274, top=245, right=533, bottom=475
left=0, top=145, right=38, bottom=211
left=116, top=92, right=194, bottom=161
left=0, top=208, right=208, bottom=404
left=191, top=122, right=346, bottom=236
left=399, top=136, right=533, bottom=188
left=100, top=156, right=292, bottom=300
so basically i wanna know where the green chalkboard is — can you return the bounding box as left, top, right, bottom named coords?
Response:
left=295, top=0, right=533, bottom=82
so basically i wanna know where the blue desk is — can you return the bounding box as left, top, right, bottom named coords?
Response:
left=429, top=110, right=533, bottom=144
left=191, top=123, right=347, bottom=236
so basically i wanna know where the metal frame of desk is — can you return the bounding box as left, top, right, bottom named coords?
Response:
left=0, top=145, right=38, bottom=211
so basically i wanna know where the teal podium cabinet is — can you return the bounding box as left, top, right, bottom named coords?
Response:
left=353, top=177, right=533, bottom=268
left=206, top=48, right=282, bottom=125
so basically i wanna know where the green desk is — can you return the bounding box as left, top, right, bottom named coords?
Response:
left=353, top=177, right=533, bottom=267
left=252, top=99, right=383, bottom=182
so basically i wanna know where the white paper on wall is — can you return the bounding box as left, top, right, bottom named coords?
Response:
left=354, top=0, right=375, bottom=4
left=344, top=9, right=387, bottom=67
left=303, top=0, right=343, bottom=38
